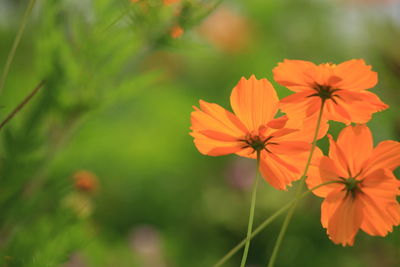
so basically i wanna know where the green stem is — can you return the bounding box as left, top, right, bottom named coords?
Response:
left=99, top=7, right=131, bottom=35
left=267, top=100, right=326, bottom=267
left=0, top=80, right=45, bottom=131
left=0, top=0, right=36, bottom=96
left=240, top=150, right=261, bottom=267
left=213, top=180, right=337, bottom=267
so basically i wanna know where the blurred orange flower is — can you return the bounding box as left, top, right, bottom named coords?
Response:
left=190, top=75, right=318, bottom=190
left=199, top=6, right=251, bottom=53
left=170, top=25, right=184, bottom=38
left=307, top=125, right=400, bottom=246
left=73, top=170, right=99, bottom=193
left=274, top=59, right=388, bottom=124
left=164, top=0, right=180, bottom=5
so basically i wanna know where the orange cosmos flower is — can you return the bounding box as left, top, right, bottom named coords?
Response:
left=164, top=0, right=180, bottom=5
left=273, top=59, right=388, bottom=124
left=307, top=125, right=400, bottom=246
left=170, top=25, right=184, bottom=38
left=198, top=6, right=251, bottom=53
left=190, top=75, right=318, bottom=190
left=73, top=170, right=99, bottom=193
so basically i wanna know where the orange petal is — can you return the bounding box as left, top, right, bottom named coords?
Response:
left=190, top=132, right=242, bottom=156
left=262, top=128, right=298, bottom=140
left=332, top=59, right=378, bottom=91
left=361, top=169, right=400, bottom=202
left=324, top=100, right=352, bottom=125
left=259, top=152, right=306, bottom=190
left=230, top=75, right=279, bottom=132
left=360, top=201, right=400, bottom=236
left=359, top=179, right=400, bottom=236
left=284, top=114, right=329, bottom=141
left=306, top=156, right=344, bottom=198
left=273, top=59, right=317, bottom=91
left=321, top=187, right=345, bottom=228
left=193, top=100, right=248, bottom=134
left=334, top=90, right=388, bottom=124
left=336, top=125, right=373, bottom=176
left=363, top=140, right=400, bottom=176
left=190, top=100, right=247, bottom=156
left=324, top=190, right=363, bottom=246
left=266, top=115, right=288, bottom=129
left=267, top=141, right=311, bottom=155
left=327, top=135, right=349, bottom=177
left=314, top=63, right=340, bottom=86
left=279, top=91, right=323, bottom=122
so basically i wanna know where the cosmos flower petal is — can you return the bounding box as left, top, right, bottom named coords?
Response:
left=273, top=59, right=317, bottom=91
left=333, top=59, right=378, bottom=91
left=359, top=192, right=400, bottom=237
left=267, top=141, right=311, bottom=155
left=336, top=124, right=373, bottom=176
left=325, top=190, right=363, bottom=246
left=363, top=140, right=400, bottom=176
left=230, top=75, right=279, bottom=132
left=324, top=100, right=352, bottom=125
left=259, top=152, right=306, bottom=190
left=321, top=187, right=346, bottom=228
left=266, top=115, right=288, bottom=129
left=190, top=100, right=247, bottom=156
left=327, top=135, right=349, bottom=177
left=334, top=90, right=388, bottom=124
left=283, top=114, right=329, bottom=141
left=190, top=132, right=242, bottom=156
left=307, top=153, right=345, bottom=198
left=279, top=91, right=317, bottom=118
left=362, top=169, right=400, bottom=199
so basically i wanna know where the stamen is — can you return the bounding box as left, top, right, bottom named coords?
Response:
left=239, top=135, right=276, bottom=155
left=308, top=84, right=341, bottom=103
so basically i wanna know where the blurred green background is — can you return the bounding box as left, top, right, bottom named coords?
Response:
left=0, top=0, right=399, bottom=266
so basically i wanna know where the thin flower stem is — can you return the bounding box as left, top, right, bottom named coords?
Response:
left=213, top=179, right=337, bottom=267
left=0, top=0, right=37, bottom=96
left=240, top=150, right=261, bottom=267
left=0, top=80, right=45, bottom=131
left=99, top=7, right=131, bottom=35
left=267, top=100, right=326, bottom=267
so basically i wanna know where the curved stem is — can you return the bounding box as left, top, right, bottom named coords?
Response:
left=267, top=100, right=325, bottom=267
left=213, top=179, right=337, bottom=267
left=0, top=0, right=36, bottom=96
left=240, top=150, right=261, bottom=267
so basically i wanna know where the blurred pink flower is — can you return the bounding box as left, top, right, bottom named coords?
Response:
left=130, top=225, right=167, bottom=267
left=65, top=252, right=87, bottom=267
left=225, top=158, right=256, bottom=191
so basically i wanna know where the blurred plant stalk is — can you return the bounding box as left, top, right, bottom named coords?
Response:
left=0, top=80, right=45, bottom=131
left=0, top=0, right=225, bottom=264
left=0, top=0, right=37, bottom=96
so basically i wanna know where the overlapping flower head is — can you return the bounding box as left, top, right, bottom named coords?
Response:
left=190, top=75, right=319, bottom=190
left=273, top=59, right=388, bottom=124
left=307, top=125, right=400, bottom=246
